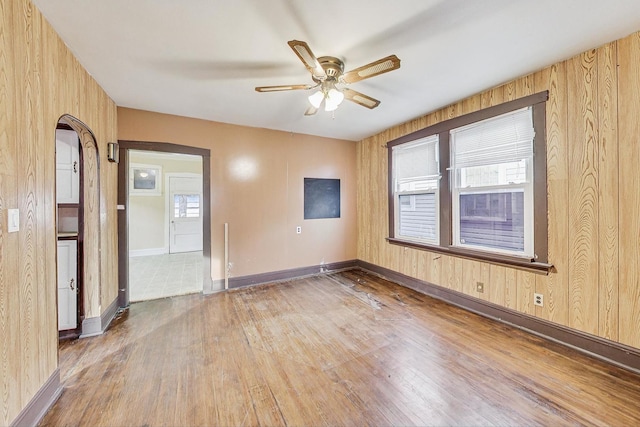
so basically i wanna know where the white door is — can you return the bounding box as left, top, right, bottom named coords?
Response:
left=57, top=240, right=77, bottom=330
left=169, top=176, right=203, bottom=253
left=56, top=129, right=80, bottom=204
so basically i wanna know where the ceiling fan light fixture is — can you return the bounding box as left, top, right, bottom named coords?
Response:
left=327, top=88, right=344, bottom=105
left=257, top=40, right=400, bottom=116
left=324, top=88, right=344, bottom=111
left=324, top=99, right=339, bottom=112
left=308, top=90, right=324, bottom=108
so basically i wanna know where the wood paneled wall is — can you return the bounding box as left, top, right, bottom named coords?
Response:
left=357, top=32, right=640, bottom=350
left=0, top=0, right=118, bottom=424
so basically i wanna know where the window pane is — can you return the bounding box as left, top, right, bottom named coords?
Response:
left=398, top=193, right=437, bottom=241
left=133, top=168, right=156, bottom=189
left=459, top=160, right=527, bottom=188
left=458, top=191, right=524, bottom=252
left=174, top=194, right=200, bottom=218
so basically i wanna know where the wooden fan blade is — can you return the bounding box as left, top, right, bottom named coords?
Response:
left=287, top=40, right=327, bottom=79
left=342, top=88, right=381, bottom=109
left=341, top=55, right=401, bottom=84
left=255, top=84, right=315, bottom=92
left=304, top=105, right=318, bottom=116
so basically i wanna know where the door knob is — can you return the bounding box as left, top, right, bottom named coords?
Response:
left=70, top=278, right=75, bottom=291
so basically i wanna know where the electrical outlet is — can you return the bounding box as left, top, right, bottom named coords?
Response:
left=534, top=293, right=544, bottom=307
left=296, top=226, right=301, bottom=234
left=476, top=282, right=484, bottom=293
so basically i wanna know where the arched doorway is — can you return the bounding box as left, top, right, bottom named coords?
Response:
left=55, top=115, right=101, bottom=339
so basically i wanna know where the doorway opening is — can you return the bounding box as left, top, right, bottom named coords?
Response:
left=55, top=115, right=101, bottom=340
left=117, top=141, right=212, bottom=308
left=127, top=151, right=203, bottom=301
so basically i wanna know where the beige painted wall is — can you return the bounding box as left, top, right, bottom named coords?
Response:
left=0, top=0, right=118, bottom=424
left=118, top=108, right=357, bottom=281
left=128, top=151, right=202, bottom=252
left=357, top=31, right=640, bottom=350
left=129, top=194, right=165, bottom=250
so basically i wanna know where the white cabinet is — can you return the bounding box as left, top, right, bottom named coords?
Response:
left=56, top=129, right=80, bottom=204
left=57, top=240, right=77, bottom=331
left=56, top=127, right=80, bottom=332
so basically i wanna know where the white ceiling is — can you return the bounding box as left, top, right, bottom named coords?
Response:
left=33, top=0, right=640, bottom=141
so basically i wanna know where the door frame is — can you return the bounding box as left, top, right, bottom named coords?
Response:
left=117, top=140, right=213, bottom=308
left=165, top=173, right=203, bottom=254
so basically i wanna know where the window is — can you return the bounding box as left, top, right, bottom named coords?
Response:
left=392, top=135, right=439, bottom=243
left=129, top=163, right=162, bottom=196
left=451, top=107, right=534, bottom=257
left=387, top=92, right=549, bottom=271
left=174, top=194, right=201, bottom=218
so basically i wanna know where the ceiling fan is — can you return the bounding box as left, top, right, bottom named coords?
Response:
left=255, top=40, right=401, bottom=116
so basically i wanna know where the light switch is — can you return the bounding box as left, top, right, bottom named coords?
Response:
left=8, top=209, right=19, bottom=233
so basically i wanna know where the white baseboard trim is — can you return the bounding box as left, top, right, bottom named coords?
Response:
left=129, top=247, right=166, bottom=257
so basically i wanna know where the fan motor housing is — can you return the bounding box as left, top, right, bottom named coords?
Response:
left=313, top=56, right=344, bottom=82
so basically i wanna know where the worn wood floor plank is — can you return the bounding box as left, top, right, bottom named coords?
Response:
left=40, top=270, right=640, bottom=426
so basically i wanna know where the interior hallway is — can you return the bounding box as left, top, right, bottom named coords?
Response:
left=41, top=270, right=640, bottom=426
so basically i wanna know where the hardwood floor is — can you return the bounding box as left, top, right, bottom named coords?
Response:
left=40, top=269, right=640, bottom=426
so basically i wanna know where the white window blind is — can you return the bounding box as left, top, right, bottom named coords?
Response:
left=393, top=135, right=439, bottom=190
left=451, top=107, right=534, bottom=169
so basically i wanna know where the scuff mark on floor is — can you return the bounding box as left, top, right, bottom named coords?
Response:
left=391, top=292, right=407, bottom=306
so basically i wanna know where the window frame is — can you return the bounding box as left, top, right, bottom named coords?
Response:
left=452, top=185, right=532, bottom=256
left=129, top=163, right=162, bottom=196
left=387, top=91, right=551, bottom=273
left=450, top=107, right=535, bottom=258
left=391, top=136, right=440, bottom=245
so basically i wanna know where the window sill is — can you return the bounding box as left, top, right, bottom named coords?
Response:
left=386, top=237, right=553, bottom=274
